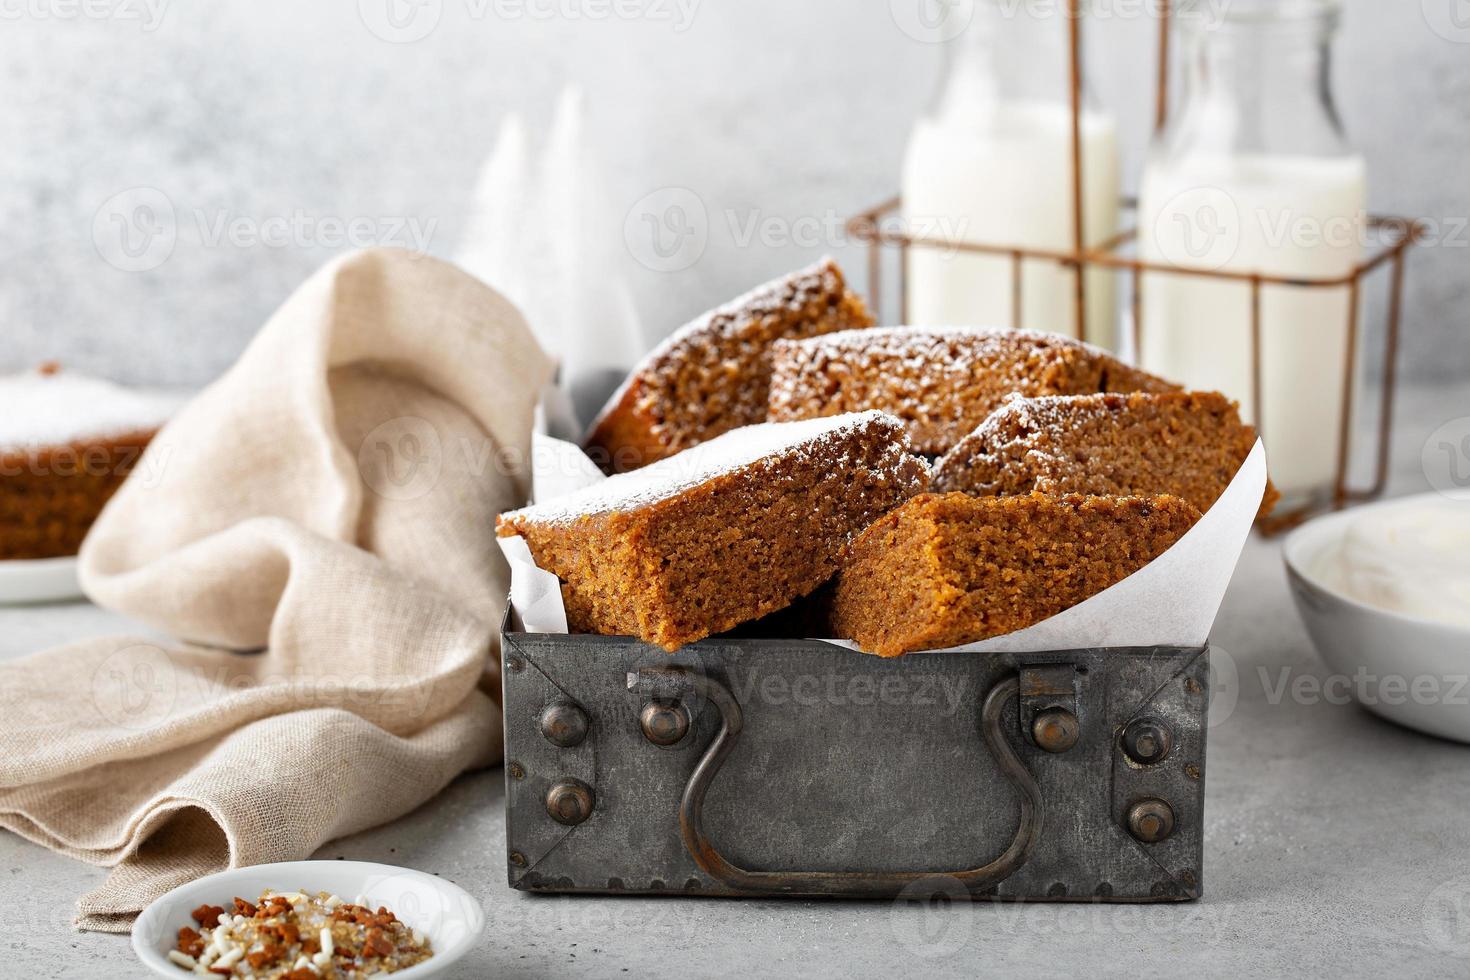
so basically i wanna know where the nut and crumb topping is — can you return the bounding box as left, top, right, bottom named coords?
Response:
left=168, top=889, right=432, bottom=979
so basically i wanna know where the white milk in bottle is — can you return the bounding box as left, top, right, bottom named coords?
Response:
left=1137, top=0, right=1367, bottom=504
left=901, top=0, right=1120, bottom=349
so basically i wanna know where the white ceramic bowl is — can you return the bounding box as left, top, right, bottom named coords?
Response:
left=1283, top=493, right=1470, bottom=743
left=132, top=860, right=484, bottom=978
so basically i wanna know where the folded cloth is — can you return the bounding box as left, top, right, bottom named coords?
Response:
left=0, top=248, right=554, bottom=931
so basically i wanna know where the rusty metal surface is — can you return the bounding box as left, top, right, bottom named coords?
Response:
left=502, top=632, right=1209, bottom=903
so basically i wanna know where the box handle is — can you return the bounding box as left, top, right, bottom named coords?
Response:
left=639, top=668, right=1044, bottom=897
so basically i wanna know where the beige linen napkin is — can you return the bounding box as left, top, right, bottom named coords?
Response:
left=0, top=248, right=554, bottom=931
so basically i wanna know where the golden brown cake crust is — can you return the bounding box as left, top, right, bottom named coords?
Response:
left=828, top=492, right=1200, bottom=657
left=584, top=258, right=873, bottom=473
left=766, top=327, right=1179, bottom=454
left=500, top=412, right=929, bottom=651
left=0, top=429, right=157, bottom=560
left=931, top=390, right=1278, bottom=518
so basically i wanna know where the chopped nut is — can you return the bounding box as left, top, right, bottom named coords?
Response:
left=190, top=904, right=225, bottom=928
left=246, top=943, right=284, bottom=969
left=177, top=926, right=205, bottom=959
left=362, top=927, right=394, bottom=959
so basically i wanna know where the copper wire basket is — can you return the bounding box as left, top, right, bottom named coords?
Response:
left=847, top=0, right=1421, bottom=534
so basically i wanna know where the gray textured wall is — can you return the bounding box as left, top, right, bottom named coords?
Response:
left=2, top=0, right=1466, bottom=389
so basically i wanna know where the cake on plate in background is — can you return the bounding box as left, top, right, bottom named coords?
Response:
left=0, top=363, right=180, bottom=561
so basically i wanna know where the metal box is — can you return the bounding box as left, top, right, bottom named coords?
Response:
left=501, top=631, right=1209, bottom=902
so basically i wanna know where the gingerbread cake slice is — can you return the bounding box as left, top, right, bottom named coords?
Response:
left=499, top=412, right=929, bottom=651
left=1, top=364, right=180, bottom=560
left=828, top=492, right=1200, bottom=658
left=767, top=326, right=1178, bottom=455
left=931, top=390, right=1277, bottom=518
left=584, top=257, right=873, bottom=473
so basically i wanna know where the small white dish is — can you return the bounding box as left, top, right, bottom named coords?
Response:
left=1283, top=494, right=1470, bottom=743
left=0, top=554, right=83, bottom=604
left=132, top=860, right=485, bottom=978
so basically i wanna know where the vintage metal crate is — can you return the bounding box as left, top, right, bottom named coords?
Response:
left=501, top=630, right=1209, bottom=903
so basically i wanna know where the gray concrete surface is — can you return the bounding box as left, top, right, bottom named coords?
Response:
left=3, top=382, right=1470, bottom=977
left=2, top=0, right=1468, bottom=389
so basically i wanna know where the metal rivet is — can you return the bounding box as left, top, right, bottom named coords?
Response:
left=506, top=656, right=525, bottom=673
left=545, top=778, right=596, bottom=826
left=1031, top=707, right=1080, bottom=753
left=539, top=702, right=590, bottom=748
left=1127, top=799, right=1176, bottom=845
left=509, top=851, right=527, bottom=868
left=639, top=700, right=691, bottom=747
left=1122, top=718, right=1173, bottom=766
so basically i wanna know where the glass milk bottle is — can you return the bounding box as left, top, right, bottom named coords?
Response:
left=902, top=0, right=1120, bottom=349
left=1138, top=0, right=1367, bottom=505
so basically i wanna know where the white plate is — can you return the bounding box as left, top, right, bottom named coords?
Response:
left=0, top=554, right=83, bottom=604
left=1283, top=493, right=1470, bottom=743
left=132, top=860, right=485, bottom=978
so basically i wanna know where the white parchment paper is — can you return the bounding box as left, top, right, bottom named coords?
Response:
left=498, top=437, right=1268, bottom=650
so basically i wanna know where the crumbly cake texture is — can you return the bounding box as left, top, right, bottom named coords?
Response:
left=584, top=257, right=873, bottom=473
left=766, top=326, right=1178, bottom=454
left=1, top=366, right=177, bottom=560
left=499, top=412, right=930, bottom=651
left=931, top=390, right=1278, bottom=518
left=828, top=492, right=1201, bottom=657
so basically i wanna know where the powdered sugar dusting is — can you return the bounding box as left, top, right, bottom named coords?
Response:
left=585, top=256, right=855, bottom=439
left=933, top=393, right=1130, bottom=482
left=987, top=392, right=1116, bottom=437
left=776, top=325, right=1118, bottom=362
left=506, top=410, right=910, bottom=526
left=930, top=390, right=1250, bottom=502
left=957, top=392, right=1163, bottom=455
left=0, top=368, right=183, bottom=451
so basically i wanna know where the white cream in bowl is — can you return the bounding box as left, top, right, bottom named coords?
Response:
left=1309, top=496, right=1470, bottom=630
left=1283, top=493, right=1470, bottom=743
